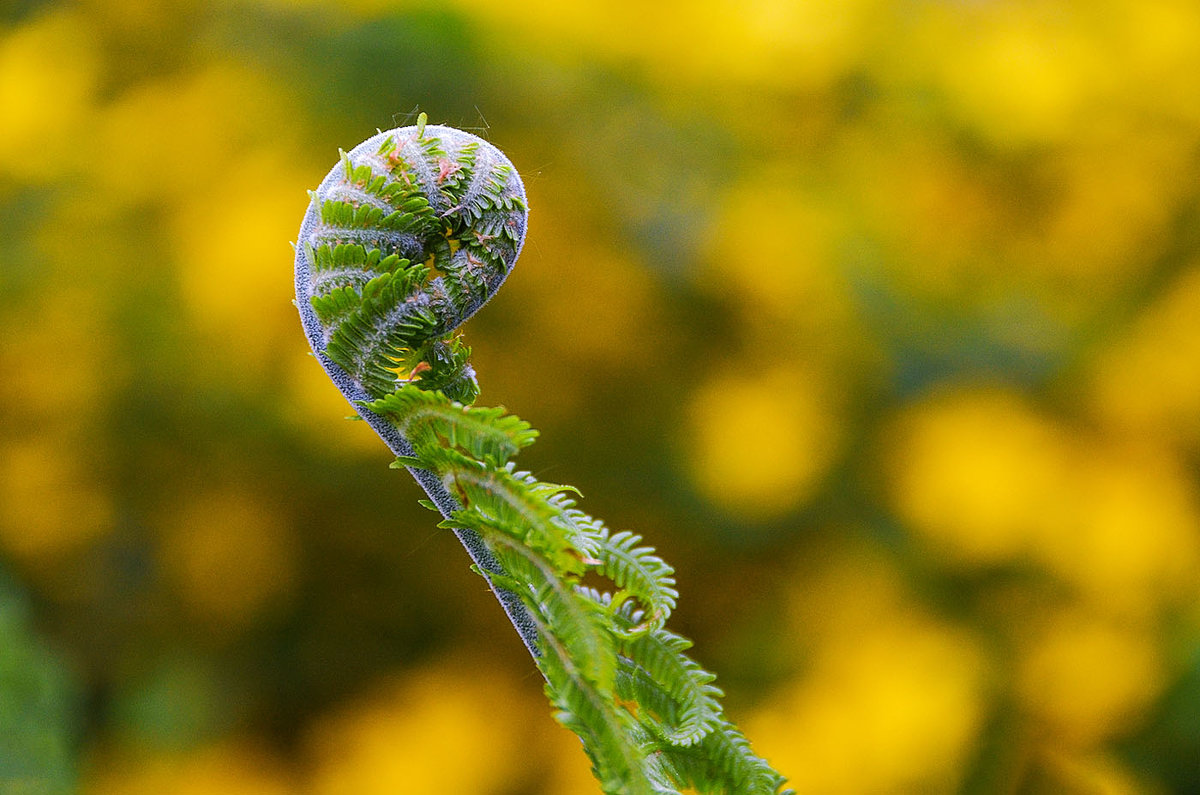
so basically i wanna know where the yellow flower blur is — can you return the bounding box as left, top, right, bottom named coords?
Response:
left=885, top=387, right=1200, bottom=614
left=684, top=367, right=840, bottom=521
left=749, top=552, right=987, bottom=794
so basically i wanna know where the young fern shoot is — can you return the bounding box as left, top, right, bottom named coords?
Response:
left=294, top=116, right=791, bottom=795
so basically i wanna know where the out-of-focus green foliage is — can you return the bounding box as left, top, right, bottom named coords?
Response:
left=0, top=570, right=78, bottom=794
left=3, top=0, right=1200, bottom=792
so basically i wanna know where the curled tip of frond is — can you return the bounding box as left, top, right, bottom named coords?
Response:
left=296, top=123, right=528, bottom=400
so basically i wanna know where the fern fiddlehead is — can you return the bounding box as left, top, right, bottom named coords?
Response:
left=294, top=117, right=790, bottom=795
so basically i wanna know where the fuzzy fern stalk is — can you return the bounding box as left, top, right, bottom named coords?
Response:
left=293, top=115, right=791, bottom=795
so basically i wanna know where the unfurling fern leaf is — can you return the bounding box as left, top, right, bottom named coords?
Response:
left=365, top=385, right=537, bottom=466
left=294, top=116, right=790, bottom=795
left=585, top=522, right=679, bottom=631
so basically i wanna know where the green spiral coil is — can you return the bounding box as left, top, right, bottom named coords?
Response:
left=295, top=118, right=527, bottom=404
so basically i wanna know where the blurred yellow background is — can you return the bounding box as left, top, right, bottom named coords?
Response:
left=3, top=0, right=1200, bottom=792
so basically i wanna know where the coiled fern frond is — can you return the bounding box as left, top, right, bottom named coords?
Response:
left=294, top=116, right=790, bottom=795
